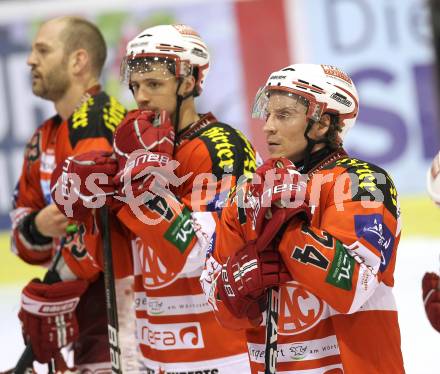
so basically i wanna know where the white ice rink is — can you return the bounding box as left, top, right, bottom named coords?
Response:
left=1, top=237, right=439, bottom=373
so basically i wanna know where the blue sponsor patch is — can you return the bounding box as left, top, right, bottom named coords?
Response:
left=206, top=233, right=216, bottom=257
left=207, top=190, right=229, bottom=211
left=354, top=214, right=394, bottom=272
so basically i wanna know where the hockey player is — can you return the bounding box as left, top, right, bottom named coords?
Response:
left=202, top=64, right=405, bottom=373
left=10, top=16, right=126, bottom=372
left=50, top=24, right=256, bottom=372
left=422, top=150, right=440, bottom=333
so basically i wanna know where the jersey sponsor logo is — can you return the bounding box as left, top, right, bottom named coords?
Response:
left=247, top=335, right=340, bottom=363
left=206, top=232, right=216, bottom=257
left=69, top=92, right=126, bottom=148
left=335, top=157, right=399, bottom=219
left=103, top=96, right=126, bottom=133
left=326, top=241, right=355, bottom=290
left=25, top=130, right=41, bottom=165
left=288, top=335, right=340, bottom=362
left=206, top=189, right=229, bottom=211
left=278, top=282, right=325, bottom=335
left=354, top=214, right=394, bottom=272
left=201, top=126, right=236, bottom=175
left=198, top=124, right=256, bottom=179
left=40, top=150, right=56, bottom=204
left=64, top=224, right=87, bottom=260
left=137, top=320, right=205, bottom=351
left=135, top=292, right=212, bottom=316
left=164, top=207, right=195, bottom=253
left=133, top=238, right=178, bottom=289
left=40, top=150, right=56, bottom=174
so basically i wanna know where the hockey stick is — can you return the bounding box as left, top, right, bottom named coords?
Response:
left=99, top=206, right=122, bottom=374
left=12, top=224, right=78, bottom=374
left=264, top=287, right=279, bottom=374
left=263, top=204, right=293, bottom=374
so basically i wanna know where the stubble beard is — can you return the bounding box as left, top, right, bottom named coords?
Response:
left=32, top=60, right=71, bottom=102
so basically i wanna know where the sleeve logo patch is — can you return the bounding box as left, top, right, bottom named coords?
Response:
left=326, top=241, right=355, bottom=291
left=354, top=214, right=394, bottom=272
left=164, top=207, right=195, bottom=254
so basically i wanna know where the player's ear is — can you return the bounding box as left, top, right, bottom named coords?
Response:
left=179, top=75, right=196, bottom=97
left=316, top=113, right=331, bottom=139
left=70, top=48, right=89, bottom=75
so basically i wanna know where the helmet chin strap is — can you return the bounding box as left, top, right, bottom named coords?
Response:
left=302, top=118, right=329, bottom=171
left=173, top=78, right=193, bottom=154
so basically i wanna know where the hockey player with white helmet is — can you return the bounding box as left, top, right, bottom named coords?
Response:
left=51, top=24, right=256, bottom=373
left=202, top=63, right=405, bottom=373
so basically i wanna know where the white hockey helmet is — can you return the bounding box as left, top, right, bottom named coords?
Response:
left=253, top=64, right=359, bottom=141
left=121, top=24, right=210, bottom=96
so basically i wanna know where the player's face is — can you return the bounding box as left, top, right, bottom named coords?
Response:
left=129, top=64, right=179, bottom=115
left=263, top=93, right=310, bottom=162
left=27, top=20, right=71, bottom=101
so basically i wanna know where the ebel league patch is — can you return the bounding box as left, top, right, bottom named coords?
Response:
left=164, top=207, right=195, bottom=254
left=354, top=214, right=394, bottom=271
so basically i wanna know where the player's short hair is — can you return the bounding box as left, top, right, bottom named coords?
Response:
left=59, top=16, right=107, bottom=77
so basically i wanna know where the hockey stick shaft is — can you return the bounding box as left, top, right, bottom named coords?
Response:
left=100, top=206, right=122, bottom=374
left=264, top=286, right=279, bottom=374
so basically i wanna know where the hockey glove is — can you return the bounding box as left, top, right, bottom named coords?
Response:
left=112, top=110, right=179, bottom=208
left=241, top=157, right=310, bottom=235
left=217, top=242, right=291, bottom=322
left=422, top=272, right=440, bottom=332
left=113, top=109, right=174, bottom=169
left=50, top=151, right=118, bottom=222
left=217, top=209, right=294, bottom=322
left=18, top=278, right=88, bottom=363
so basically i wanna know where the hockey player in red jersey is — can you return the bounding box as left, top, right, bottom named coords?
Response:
left=201, top=64, right=405, bottom=373
left=51, top=24, right=256, bottom=372
left=423, top=150, right=440, bottom=333
left=10, top=16, right=126, bottom=372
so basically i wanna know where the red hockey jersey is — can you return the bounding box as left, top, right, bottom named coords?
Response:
left=202, top=149, right=405, bottom=373
left=11, top=88, right=126, bottom=280
left=83, top=113, right=258, bottom=372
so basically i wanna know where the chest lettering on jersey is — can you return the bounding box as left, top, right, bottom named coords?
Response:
left=138, top=320, right=205, bottom=350
left=278, top=282, right=325, bottom=335
left=134, top=237, right=178, bottom=289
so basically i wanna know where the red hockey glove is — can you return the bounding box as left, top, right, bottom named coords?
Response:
left=217, top=243, right=291, bottom=321
left=422, top=272, right=440, bottom=332
left=50, top=151, right=118, bottom=222
left=18, top=278, right=88, bottom=363
left=113, top=109, right=174, bottom=169
left=241, top=157, right=310, bottom=235
left=217, top=211, right=293, bottom=321
left=113, top=150, right=174, bottom=201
